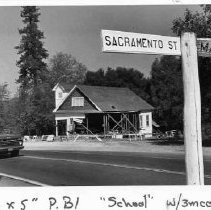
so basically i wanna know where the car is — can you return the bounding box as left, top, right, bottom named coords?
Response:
left=0, top=134, right=24, bottom=157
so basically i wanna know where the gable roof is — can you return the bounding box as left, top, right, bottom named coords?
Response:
left=53, top=82, right=75, bottom=92
left=54, top=84, right=153, bottom=112
left=79, top=85, right=153, bottom=112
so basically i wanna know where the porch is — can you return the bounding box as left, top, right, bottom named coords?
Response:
left=56, top=112, right=140, bottom=136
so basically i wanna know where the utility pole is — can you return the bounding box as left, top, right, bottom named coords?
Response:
left=181, top=32, right=204, bottom=185
left=101, top=30, right=205, bottom=185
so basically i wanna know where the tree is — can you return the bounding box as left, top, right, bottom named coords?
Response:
left=172, top=6, right=211, bottom=37
left=15, top=6, right=48, bottom=93
left=149, top=56, right=183, bottom=130
left=15, top=6, right=54, bottom=135
left=84, top=67, right=151, bottom=101
left=48, top=52, right=87, bottom=87
left=84, top=68, right=106, bottom=86
left=2, top=96, right=22, bottom=134
left=172, top=5, right=211, bottom=123
left=0, top=83, right=10, bottom=133
left=18, top=83, right=55, bottom=135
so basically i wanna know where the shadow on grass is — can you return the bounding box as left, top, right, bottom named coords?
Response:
left=148, top=139, right=184, bottom=146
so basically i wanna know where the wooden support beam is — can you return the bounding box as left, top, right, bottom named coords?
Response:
left=134, top=114, right=137, bottom=131
left=121, top=115, right=123, bottom=132
left=122, top=113, right=138, bottom=133
left=106, top=114, right=109, bottom=133
left=108, top=114, right=119, bottom=125
left=135, top=113, right=139, bottom=130
left=128, top=114, right=130, bottom=132
left=87, top=117, right=89, bottom=135
left=106, top=113, right=138, bottom=134
left=103, top=115, right=106, bottom=135
left=112, top=115, right=126, bottom=131
left=107, top=114, right=122, bottom=132
left=55, top=120, right=58, bottom=136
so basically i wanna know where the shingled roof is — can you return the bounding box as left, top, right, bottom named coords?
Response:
left=55, top=84, right=153, bottom=112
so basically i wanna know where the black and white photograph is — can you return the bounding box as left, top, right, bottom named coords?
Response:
left=0, top=1, right=210, bottom=188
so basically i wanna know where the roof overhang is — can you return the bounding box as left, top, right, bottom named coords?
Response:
left=54, top=110, right=102, bottom=114
left=54, top=85, right=102, bottom=113
left=52, top=83, right=66, bottom=92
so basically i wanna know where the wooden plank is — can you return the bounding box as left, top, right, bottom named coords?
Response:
left=181, top=32, right=204, bottom=185
left=103, top=115, right=105, bottom=135
left=87, top=117, right=89, bottom=135
left=106, top=114, right=109, bottom=133
left=122, top=113, right=138, bottom=133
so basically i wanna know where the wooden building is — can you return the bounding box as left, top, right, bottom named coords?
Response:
left=53, top=83, right=154, bottom=137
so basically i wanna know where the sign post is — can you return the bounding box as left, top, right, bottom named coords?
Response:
left=181, top=32, right=204, bottom=185
left=101, top=30, right=205, bottom=185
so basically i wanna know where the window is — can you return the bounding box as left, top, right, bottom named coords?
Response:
left=72, top=97, right=84, bottom=107
left=139, top=114, right=143, bottom=128
left=146, top=115, right=150, bottom=127
left=58, top=92, right=63, bottom=98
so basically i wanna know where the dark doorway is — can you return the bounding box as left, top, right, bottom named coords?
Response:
left=58, top=120, right=67, bottom=135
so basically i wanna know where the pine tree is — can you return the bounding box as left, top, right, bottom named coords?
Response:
left=15, top=6, right=48, bottom=92
left=15, top=6, right=53, bottom=135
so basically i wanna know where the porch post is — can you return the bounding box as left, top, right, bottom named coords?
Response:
left=125, top=113, right=128, bottom=131
left=103, top=114, right=106, bottom=135
left=66, top=119, right=68, bottom=136
left=107, top=114, right=109, bottom=132
left=121, top=114, right=123, bottom=133
left=86, top=117, right=89, bottom=134
left=55, top=120, right=58, bottom=136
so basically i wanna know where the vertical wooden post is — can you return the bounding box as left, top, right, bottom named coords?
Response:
left=55, top=120, right=58, bottom=136
left=105, top=114, right=108, bottom=133
left=136, top=114, right=138, bottom=131
left=105, top=115, right=107, bottom=133
left=87, top=117, right=89, bottom=134
left=181, top=32, right=204, bottom=185
left=121, top=115, right=123, bottom=133
left=103, top=115, right=105, bottom=135
left=107, top=115, right=109, bottom=132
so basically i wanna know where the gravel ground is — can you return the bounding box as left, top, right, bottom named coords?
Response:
left=23, top=139, right=185, bottom=154
left=22, top=139, right=211, bottom=157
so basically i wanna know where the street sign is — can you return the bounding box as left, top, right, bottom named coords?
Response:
left=197, top=38, right=211, bottom=57
left=101, top=30, right=181, bottom=56
left=101, top=29, right=205, bottom=185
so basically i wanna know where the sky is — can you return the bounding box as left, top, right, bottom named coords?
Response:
left=0, top=4, right=202, bottom=96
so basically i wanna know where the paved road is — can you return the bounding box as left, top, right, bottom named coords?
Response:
left=0, top=150, right=211, bottom=186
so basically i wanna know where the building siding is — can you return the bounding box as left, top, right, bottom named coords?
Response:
left=59, top=88, right=97, bottom=111
left=138, top=112, right=152, bottom=137
left=55, top=86, right=68, bottom=108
